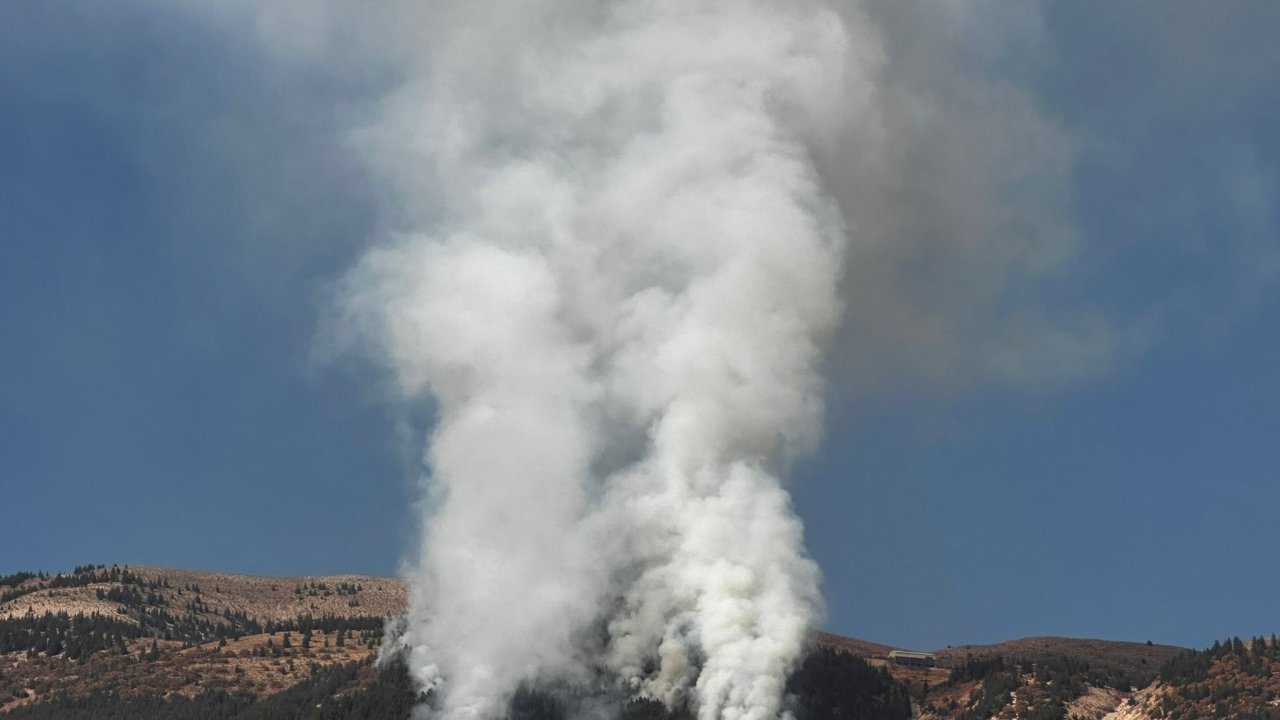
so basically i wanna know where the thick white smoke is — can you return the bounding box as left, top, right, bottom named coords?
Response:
left=338, top=1, right=876, bottom=718
left=174, top=0, right=1111, bottom=717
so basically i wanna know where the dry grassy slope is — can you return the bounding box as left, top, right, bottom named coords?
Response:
left=915, top=676, right=1130, bottom=720
left=0, top=566, right=407, bottom=624
left=0, top=566, right=407, bottom=713
left=916, top=640, right=1280, bottom=717
left=934, top=636, right=1185, bottom=679
left=813, top=630, right=897, bottom=659
left=2, top=565, right=1232, bottom=720
left=1109, top=642, right=1280, bottom=720
left=815, top=633, right=1194, bottom=720
left=1, top=630, right=381, bottom=712
left=913, top=638, right=1182, bottom=720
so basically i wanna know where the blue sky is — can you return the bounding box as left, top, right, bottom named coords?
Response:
left=2, top=2, right=1277, bottom=652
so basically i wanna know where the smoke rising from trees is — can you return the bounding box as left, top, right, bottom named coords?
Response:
left=342, top=3, right=859, bottom=718
left=200, top=0, right=1122, bottom=717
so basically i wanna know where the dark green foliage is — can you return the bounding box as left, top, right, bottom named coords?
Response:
left=1162, top=636, right=1278, bottom=685
left=1, top=579, right=915, bottom=720
left=1156, top=636, right=1280, bottom=719
left=264, top=615, right=385, bottom=637
left=1, top=600, right=386, bottom=678
left=621, top=698, right=694, bottom=720
left=0, top=661, right=417, bottom=720
left=1162, top=649, right=1216, bottom=685
left=466, top=651, right=910, bottom=720
left=1031, top=656, right=1088, bottom=700
left=0, top=612, right=142, bottom=660
left=949, top=656, right=1008, bottom=684
left=2, top=566, right=384, bottom=649
left=1, top=566, right=145, bottom=605
left=1, top=605, right=385, bottom=659
left=0, top=573, right=37, bottom=590
left=957, top=668, right=1021, bottom=720
left=2, top=649, right=915, bottom=720
left=941, top=652, right=1142, bottom=719
left=291, top=582, right=363, bottom=600
left=786, top=648, right=912, bottom=720
left=3, top=689, right=256, bottom=720
left=312, top=662, right=420, bottom=720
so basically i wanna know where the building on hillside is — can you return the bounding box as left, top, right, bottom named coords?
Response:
left=887, top=650, right=936, bottom=667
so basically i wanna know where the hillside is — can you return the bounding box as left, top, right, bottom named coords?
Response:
left=903, top=637, right=1280, bottom=720
left=813, top=630, right=898, bottom=659
left=0, top=563, right=911, bottom=719
left=1116, top=637, right=1280, bottom=720
left=934, top=637, right=1185, bottom=687
left=0, top=565, right=405, bottom=626
left=1, top=564, right=1271, bottom=720
left=806, top=633, right=1191, bottom=720
left=0, top=565, right=403, bottom=713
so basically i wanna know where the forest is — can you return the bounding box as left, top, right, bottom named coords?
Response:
left=1, top=648, right=912, bottom=720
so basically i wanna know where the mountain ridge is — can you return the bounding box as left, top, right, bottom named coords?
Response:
left=3, top=565, right=1187, bottom=662
left=3, top=564, right=1272, bottom=719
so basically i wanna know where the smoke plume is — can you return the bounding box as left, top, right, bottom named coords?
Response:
left=333, top=0, right=875, bottom=718
left=267, top=0, right=1081, bottom=718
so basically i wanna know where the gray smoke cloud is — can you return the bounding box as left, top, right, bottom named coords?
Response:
left=341, top=3, right=862, bottom=717
left=201, top=0, right=1099, bottom=717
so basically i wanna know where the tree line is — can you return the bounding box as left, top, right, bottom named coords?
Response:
left=1, top=647, right=913, bottom=720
